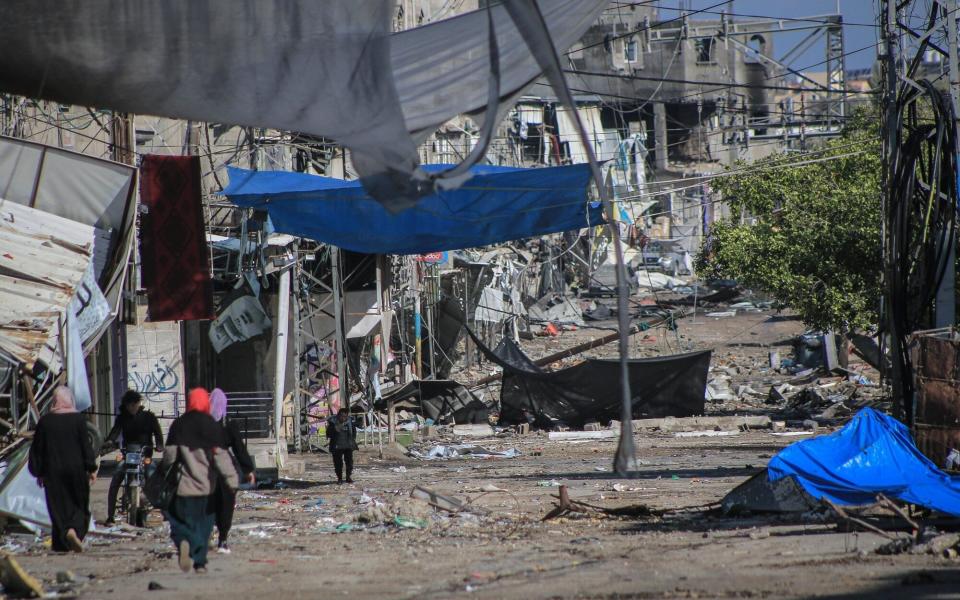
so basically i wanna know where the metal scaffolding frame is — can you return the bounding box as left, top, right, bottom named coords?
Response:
left=291, top=244, right=347, bottom=452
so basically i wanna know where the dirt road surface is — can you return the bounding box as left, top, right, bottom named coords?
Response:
left=7, top=312, right=957, bottom=599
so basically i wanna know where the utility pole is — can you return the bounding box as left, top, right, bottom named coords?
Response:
left=938, top=0, right=960, bottom=328
left=331, top=247, right=349, bottom=412
left=653, top=103, right=668, bottom=170
left=724, top=6, right=739, bottom=166
left=880, top=0, right=960, bottom=426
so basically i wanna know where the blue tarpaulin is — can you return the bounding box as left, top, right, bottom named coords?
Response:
left=768, top=408, right=960, bottom=516
left=222, top=164, right=603, bottom=255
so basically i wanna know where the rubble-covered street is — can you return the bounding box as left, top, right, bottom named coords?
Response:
left=4, top=2, right=960, bottom=599
left=10, top=430, right=960, bottom=599
left=4, top=312, right=957, bottom=599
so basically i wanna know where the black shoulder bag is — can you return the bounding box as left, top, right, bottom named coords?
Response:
left=144, top=454, right=181, bottom=510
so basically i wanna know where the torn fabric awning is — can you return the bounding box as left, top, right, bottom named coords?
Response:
left=223, top=164, right=603, bottom=254
left=0, top=0, right=607, bottom=211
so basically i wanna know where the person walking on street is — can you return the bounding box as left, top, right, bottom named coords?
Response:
left=326, top=407, right=358, bottom=484
left=208, top=388, right=255, bottom=554
left=161, top=388, right=239, bottom=573
left=101, top=390, right=164, bottom=525
left=28, top=386, right=97, bottom=553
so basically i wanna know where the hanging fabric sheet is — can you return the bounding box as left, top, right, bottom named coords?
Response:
left=0, top=0, right=607, bottom=211
left=223, top=164, right=604, bottom=255
left=466, top=328, right=711, bottom=428
left=139, top=155, right=214, bottom=322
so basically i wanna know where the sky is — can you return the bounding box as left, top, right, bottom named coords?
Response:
left=654, top=1, right=880, bottom=72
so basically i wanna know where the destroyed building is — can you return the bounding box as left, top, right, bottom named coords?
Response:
left=0, top=1, right=862, bottom=472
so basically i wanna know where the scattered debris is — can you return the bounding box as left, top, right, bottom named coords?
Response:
left=0, top=552, right=43, bottom=598
left=548, top=430, right=617, bottom=441
left=543, top=485, right=653, bottom=521
left=674, top=430, right=741, bottom=438
left=407, top=444, right=520, bottom=460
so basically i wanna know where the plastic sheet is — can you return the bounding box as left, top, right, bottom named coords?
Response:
left=768, top=408, right=960, bottom=516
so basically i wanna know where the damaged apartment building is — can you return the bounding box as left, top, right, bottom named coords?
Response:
left=419, top=3, right=850, bottom=252
left=0, top=1, right=852, bottom=473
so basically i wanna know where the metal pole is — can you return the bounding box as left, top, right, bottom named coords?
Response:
left=936, top=0, right=959, bottom=328
left=413, top=260, right=422, bottom=378
left=291, top=249, right=303, bottom=452
left=426, top=264, right=437, bottom=378
left=272, top=268, right=291, bottom=468
left=375, top=255, right=388, bottom=376
left=331, top=247, right=349, bottom=411
left=881, top=0, right=903, bottom=418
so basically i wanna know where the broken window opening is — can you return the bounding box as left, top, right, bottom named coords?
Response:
left=624, top=38, right=638, bottom=63
left=695, top=38, right=714, bottom=64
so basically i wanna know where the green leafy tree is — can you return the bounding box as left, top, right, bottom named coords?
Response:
left=697, top=109, right=882, bottom=332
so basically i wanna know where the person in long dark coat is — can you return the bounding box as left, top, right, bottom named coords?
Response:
left=161, top=388, right=239, bottom=573
left=28, top=386, right=98, bottom=553
left=208, top=388, right=255, bottom=554
left=326, top=408, right=358, bottom=484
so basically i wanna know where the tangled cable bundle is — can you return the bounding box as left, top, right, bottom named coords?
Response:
left=883, top=79, right=958, bottom=424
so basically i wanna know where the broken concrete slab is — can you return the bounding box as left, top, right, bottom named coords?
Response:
left=452, top=424, right=495, bottom=437
left=631, top=415, right=772, bottom=432
left=548, top=430, right=618, bottom=441
left=674, top=430, right=741, bottom=438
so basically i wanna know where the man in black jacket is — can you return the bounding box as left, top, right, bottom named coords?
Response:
left=326, top=408, right=358, bottom=484
left=102, top=390, right=164, bottom=524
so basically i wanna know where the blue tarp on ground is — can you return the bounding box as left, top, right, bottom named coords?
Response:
left=768, top=408, right=960, bottom=516
left=222, top=164, right=603, bottom=255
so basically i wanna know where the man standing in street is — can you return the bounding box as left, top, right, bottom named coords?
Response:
left=101, top=390, right=164, bottom=525
left=326, top=408, right=358, bottom=484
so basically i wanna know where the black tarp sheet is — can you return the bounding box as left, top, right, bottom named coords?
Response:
left=468, top=329, right=710, bottom=428
left=376, top=380, right=489, bottom=424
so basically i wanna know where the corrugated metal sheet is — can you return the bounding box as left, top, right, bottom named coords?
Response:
left=0, top=200, right=95, bottom=372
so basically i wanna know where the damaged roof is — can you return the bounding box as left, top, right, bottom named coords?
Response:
left=0, top=200, right=95, bottom=371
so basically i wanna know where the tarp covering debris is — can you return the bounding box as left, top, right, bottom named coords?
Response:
left=468, top=330, right=711, bottom=428
left=0, top=443, right=52, bottom=530
left=767, top=408, right=960, bottom=516
left=223, top=164, right=603, bottom=254
left=377, top=380, right=490, bottom=425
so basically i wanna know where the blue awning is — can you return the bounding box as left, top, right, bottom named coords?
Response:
left=222, top=164, right=603, bottom=255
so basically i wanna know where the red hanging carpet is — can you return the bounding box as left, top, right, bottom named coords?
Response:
left=139, top=155, right=213, bottom=322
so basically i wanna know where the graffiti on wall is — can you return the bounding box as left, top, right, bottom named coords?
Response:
left=127, top=357, right=180, bottom=397
left=126, top=306, right=183, bottom=426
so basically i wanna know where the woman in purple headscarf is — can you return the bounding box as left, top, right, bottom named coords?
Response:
left=208, top=388, right=255, bottom=553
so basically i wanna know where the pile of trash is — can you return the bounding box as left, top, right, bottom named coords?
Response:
left=354, top=492, right=433, bottom=530
left=406, top=444, right=520, bottom=460
left=770, top=376, right=889, bottom=421
left=703, top=328, right=890, bottom=423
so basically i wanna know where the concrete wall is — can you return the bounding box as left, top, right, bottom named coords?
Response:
left=125, top=304, right=184, bottom=431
